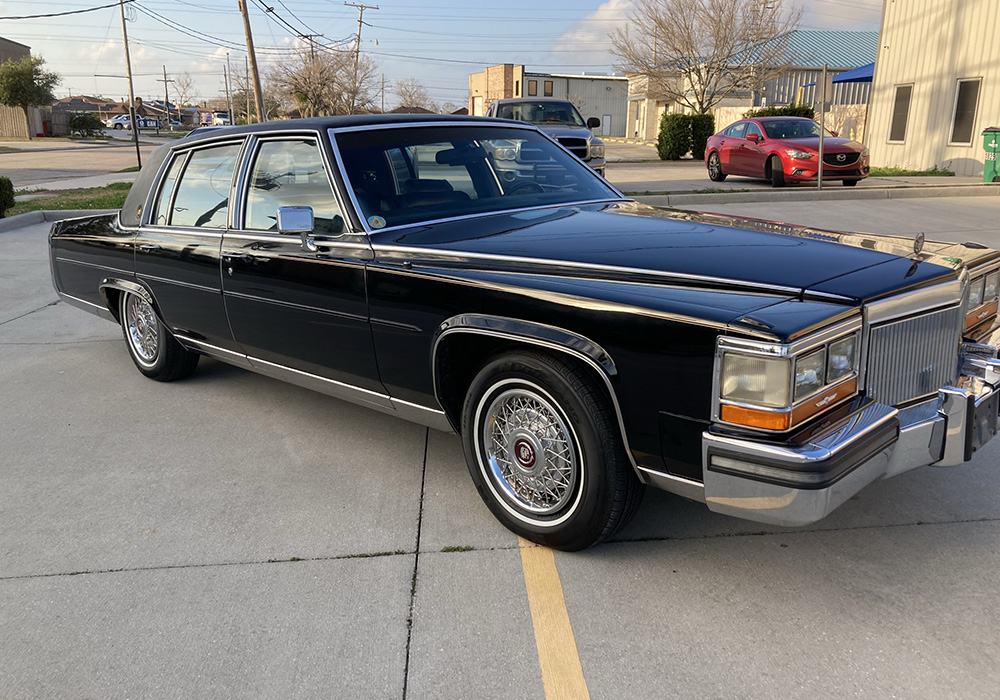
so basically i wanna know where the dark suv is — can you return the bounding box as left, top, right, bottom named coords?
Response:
left=486, top=98, right=606, bottom=176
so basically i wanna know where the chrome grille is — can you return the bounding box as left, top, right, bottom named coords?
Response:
left=823, top=152, right=860, bottom=166
left=866, top=305, right=962, bottom=405
left=557, top=137, right=588, bottom=159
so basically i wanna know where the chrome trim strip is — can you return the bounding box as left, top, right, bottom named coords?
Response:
left=935, top=387, right=971, bottom=467
left=136, top=273, right=218, bottom=294
left=172, top=335, right=253, bottom=369
left=717, top=317, right=862, bottom=357
left=55, top=257, right=133, bottom=277
left=248, top=355, right=391, bottom=405
left=56, top=291, right=116, bottom=322
left=222, top=232, right=372, bottom=255
left=865, top=279, right=963, bottom=325
left=431, top=324, right=643, bottom=477
left=224, top=290, right=368, bottom=322
left=636, top=469, right=706, bottom=502
left=372, top=244, right=816, bottom=299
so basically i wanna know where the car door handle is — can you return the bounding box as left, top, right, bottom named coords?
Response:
left=222, top=253, right=252, bottom=262
left=138, top=244, right=161, bottom=253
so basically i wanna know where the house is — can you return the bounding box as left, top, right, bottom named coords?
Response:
left=468, top=63, right=628, bottom=137
left=0, top=36, right=30, bottom=64
left=0, top=36, right=33, bottom=138
left=866, top=0, right=999, bottom=177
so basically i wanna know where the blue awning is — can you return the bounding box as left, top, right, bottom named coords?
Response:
left=833, top=62, right=874, bottom=83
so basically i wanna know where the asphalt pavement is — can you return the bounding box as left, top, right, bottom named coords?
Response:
left=2, top=139, right=999, bottom=699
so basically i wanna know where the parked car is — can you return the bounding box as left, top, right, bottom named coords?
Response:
left=211, top=111, right=231, bottom=126
left=705, top=116, right=870, bottom=187
left=486, top=98, right=606, bottom=176
left=105, top=114, right=162, bottom=130
left=48, top=115, right=1000, bottom=550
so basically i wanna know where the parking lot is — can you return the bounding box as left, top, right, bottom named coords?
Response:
left=2, top=147, right=1000, bottom=697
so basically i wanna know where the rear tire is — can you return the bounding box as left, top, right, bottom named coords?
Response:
left=707, top=152, right=727, bottom=182
left=461, top=350, right=644, bottom=551
left=120, top=291, right=199, bottom=381
left=770, top=156, right=785, bottom=187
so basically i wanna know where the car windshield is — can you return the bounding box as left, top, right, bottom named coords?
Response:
left=760, top=120, right=836, bottom=139
left=495, top=102, right=586, bottom=127
left=333, top=125, right=619, bottom=231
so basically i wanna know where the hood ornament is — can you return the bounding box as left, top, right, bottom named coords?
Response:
left=914, top=233, right=925, bottom=256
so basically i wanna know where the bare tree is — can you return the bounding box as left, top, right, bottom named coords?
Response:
left=393, top=78, right=437, bottom=111
left=610, top=0, right=801, bottom=114
left=173, top=71, right=195, bottom=109
left=269, top=48, right=379, bottom=116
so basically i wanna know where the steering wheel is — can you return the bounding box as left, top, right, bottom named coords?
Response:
left=507, top=182, right=544, bottom=195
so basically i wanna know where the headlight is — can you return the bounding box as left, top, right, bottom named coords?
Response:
left=969, top=276, right=985, bottom=307
left=827, top=334, right=857, bottom=382
left=493, top=146, right=517, bottom=161
left=717, top=327, right=860, bottom=432
left=861, top=147, right=870, bottom=157
left=721, top=354, right=790, bottom=408
left=984, top=271, right=999, bottom=302
left=794, top=349, right=826, bottom=401
left=589, top=143, right=605, bottom=159
left=785, top=148, right=815, bottom=160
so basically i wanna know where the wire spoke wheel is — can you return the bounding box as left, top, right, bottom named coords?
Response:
left=125, top=293, right=159, bottom=366
left=483, top=387, right=579, bottom=516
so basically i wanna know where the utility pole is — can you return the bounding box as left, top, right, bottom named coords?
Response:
left=345, top=3, right=377, bottom=114
left=223, top=59, right=234, bottom=124
left=118, top=0, right=141, bottom=168
left=245, top=56, right=252, bottom=122
left=237, top=0, right=265, bottom=122
left=299, top=34, right=320, bottom=62
left=381, top=73, right=385, bottom=113
left=157, top=65, right=175, bottom=128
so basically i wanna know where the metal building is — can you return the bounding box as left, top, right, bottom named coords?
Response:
left=866, top=0, right=1000, bottom=177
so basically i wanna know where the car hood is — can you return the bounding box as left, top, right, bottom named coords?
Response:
left=379, top=201, right=959, bottom=306
left=776, top=137, right=863, bottom=152
left=533, top=124, right=592, bottom=140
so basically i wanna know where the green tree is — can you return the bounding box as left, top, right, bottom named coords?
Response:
left=0, top=56, right=59, bottom=139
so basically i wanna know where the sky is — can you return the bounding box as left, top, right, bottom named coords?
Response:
left=0, top=0, right=883, bottom=110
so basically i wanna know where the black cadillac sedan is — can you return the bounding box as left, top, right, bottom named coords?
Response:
left=49, top=115, right=1000, bottom=550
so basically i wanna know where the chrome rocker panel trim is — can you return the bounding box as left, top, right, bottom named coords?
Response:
left=701, top=347, right=1000, bottom=526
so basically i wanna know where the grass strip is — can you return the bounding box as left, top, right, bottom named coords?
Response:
left=6, top=182, right=131, bottom=218
left=870, top=166, right=955, bottom=177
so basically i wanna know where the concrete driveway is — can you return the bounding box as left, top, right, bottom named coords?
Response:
left=2, top=200, right=999, bottom=699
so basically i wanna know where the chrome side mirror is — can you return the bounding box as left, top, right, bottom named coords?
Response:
left=277, top=206, right=316, bottom=251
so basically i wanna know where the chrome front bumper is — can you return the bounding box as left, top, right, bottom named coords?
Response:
left=701, top=352, right=1000, bottom=527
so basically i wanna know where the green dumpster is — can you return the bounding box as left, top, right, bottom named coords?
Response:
left=985, top=127, right=1000, bottom=183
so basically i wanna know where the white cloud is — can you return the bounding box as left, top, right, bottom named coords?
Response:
left=549, top=0, right=632, bottom=72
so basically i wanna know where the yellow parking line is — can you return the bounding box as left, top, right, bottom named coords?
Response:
left=519, top=537, right=591, bottom=700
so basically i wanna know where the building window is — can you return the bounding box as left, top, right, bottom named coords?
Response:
left=515, top=80, right=520, bottom=97
left=528, top=80, right=537, bottom=97
left=888, top=84, right=912, bottom=143
left=543, top=80, right=553, bottom=97
left=949, top=78, right=981, bottom=146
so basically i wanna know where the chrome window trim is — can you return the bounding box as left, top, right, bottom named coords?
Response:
left=371, top=243, right=844, bottom=302
left=717, top=316, right=862, bottom=358
left=431, top=325, right=644, bottom=478
left=326, top=122, right=627, bottom=235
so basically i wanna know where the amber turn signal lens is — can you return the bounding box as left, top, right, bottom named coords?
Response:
left=720, top=405, right=791, bottom=431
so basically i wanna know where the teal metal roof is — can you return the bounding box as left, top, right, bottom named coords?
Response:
left=783, top=30, right=879, bottom=69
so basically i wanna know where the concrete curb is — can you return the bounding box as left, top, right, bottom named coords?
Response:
left=0, top=209, right=116, bottom=233
left=635, top=183, right=1000, bottom=208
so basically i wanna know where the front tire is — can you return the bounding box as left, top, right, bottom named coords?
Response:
left=119, top=291, right=199, bottom=381
left=770, top=155, right=785, bottom=187
left=461, top=351, right=643, bottom=550
left=707, top=152, right=727, bottom=181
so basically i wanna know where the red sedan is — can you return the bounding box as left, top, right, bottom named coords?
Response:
left=705, top=116, right=869, bottom=187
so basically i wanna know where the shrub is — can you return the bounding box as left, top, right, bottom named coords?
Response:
left=743, top=104, right=815, bottom=120
left=68, top=112, right=105, bottom=137
left=690, top=114, right=716, bottom=161
left=0, top=176, right=15, bottom=219
left=657, top=113, right=692, bottom=160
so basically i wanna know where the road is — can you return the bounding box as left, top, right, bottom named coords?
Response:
left=1, top=195, right=998, bottom=699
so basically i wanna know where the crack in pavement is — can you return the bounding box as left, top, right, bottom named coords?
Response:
left=0, top=300, right=60, bottom=327
left=2, top=515, right=995, bottom=583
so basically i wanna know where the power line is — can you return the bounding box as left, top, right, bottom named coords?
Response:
left=0, top=0, right=134, bottom=21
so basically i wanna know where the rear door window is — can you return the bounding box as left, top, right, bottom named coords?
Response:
left=169, top=143, right=242, bottom=228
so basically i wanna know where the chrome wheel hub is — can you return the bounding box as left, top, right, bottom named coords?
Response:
left=126, top=294, right=158, bottom=363
left=484, top=387, right=578, bottom=515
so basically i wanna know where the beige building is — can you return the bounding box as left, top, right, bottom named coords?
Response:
left=0, top=36, right=30, bottom=64
left=469, top=64, right=628, bottom=137
left=867, top=0, right=999, bottom=176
